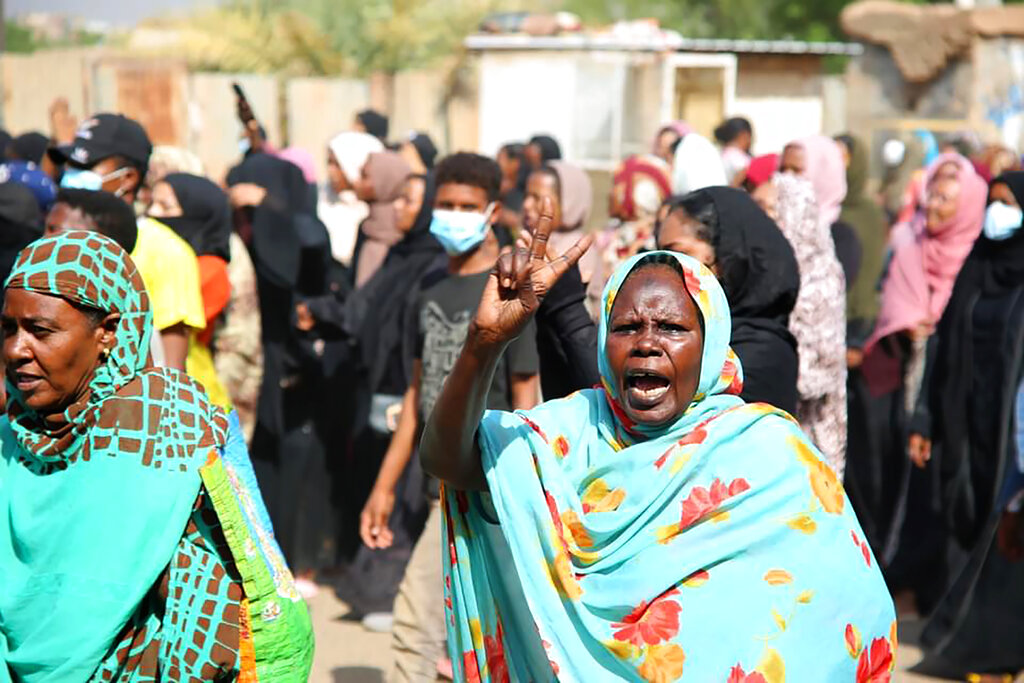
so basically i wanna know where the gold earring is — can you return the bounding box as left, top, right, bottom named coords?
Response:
left=100, top=348, right=110, bottom=361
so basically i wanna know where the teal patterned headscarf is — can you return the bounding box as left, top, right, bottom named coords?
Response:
left=440, top=251, right=896, bottom=681
left=0, top=231, right=233, bottom=681
left=4, top=230, right=155, bottom=464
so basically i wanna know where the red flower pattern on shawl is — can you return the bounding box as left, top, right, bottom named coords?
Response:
left=653, top=420, right=715, bottom=469
left=850, top=530, right=872, bottom=568
left=855, top=637, right=893, bottom=682
left=611, top=587, right=682, bottom=647
left=484, top=622, right=509, bottom=683
left=727, top=665, right=768, bottom=683
left=462, top=650, right=482, bottom=683
left=678, top=478, right=750, bottom=529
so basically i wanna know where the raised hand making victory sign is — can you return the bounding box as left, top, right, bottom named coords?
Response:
left=473, top=196, right=594, bottom=348
left=420, top=195, right=593, bottom=490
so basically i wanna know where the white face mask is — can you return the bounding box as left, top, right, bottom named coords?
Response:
left=983, top=201, right=1023, bottom=241
left=60, top=166, right=130, bottom=196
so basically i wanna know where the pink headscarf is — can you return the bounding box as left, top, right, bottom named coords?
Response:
left=793, top=136, right=847, bottom=228
left=864, top=153, right=987, bottom=358
left=276, top=147, right=317, bottom=184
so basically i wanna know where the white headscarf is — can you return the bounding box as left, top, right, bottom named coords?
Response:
left=328, top=131, right=384, bottom=184
left=671, top=133, right=727, bottom=195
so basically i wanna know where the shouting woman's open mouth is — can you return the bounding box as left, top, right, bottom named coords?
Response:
left=625, top=368, right=671, bottom=409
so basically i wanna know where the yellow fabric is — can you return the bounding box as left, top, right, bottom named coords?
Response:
left=131, top=217, right=206, bottom=332
left=187, top=334, right=232, bottom=409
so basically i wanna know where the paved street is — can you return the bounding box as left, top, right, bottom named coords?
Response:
left=305, top=587, right=955, bottom=683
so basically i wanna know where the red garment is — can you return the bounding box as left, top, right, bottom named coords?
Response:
left=745, top=154, right=779, bottom=189
left=197, top=254, right=230, bottom=346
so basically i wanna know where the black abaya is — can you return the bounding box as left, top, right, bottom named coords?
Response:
left=227, top=152, right=337, bottom=574
left=909, top=173, right=1024, bottom=674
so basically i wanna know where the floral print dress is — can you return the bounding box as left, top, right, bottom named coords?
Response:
left=441, top=251, right=894, bottom=681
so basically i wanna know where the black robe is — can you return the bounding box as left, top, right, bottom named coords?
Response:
left=227, top=152, right=337, bottom=574
left=913, top=172, right=1024, bottom=677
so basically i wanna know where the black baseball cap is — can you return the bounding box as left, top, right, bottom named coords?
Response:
left=48, top=113, right=152, bottom=172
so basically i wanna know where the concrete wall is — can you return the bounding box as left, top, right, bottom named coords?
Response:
left=734, top=54, right=827, bottom=155
left=973, top=37, right=1024, bottom=149
left=1, top=48, right=100, bottom=136
left=286, top=76, right=369, bottom=181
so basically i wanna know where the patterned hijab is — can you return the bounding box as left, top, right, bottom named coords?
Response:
left=441, top=251, right=895, bottom=681
left=4, top=232, right=161, bottom=463
left=1, top=231, right=231, bottom=680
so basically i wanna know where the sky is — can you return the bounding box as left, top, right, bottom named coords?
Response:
left=8, top=0, right=216, bottom=26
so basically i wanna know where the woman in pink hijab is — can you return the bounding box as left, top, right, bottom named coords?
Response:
left=853, top=153, right=986, bottom=590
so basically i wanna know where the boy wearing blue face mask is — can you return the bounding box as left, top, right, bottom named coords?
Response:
left=360, top=152, right=540, bottom=679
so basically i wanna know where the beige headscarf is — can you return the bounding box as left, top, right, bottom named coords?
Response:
left=354, top=151, right=411, bottom=287
left=548, top=160, right=598, bottom=284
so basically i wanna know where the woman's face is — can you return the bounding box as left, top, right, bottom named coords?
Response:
left=605, top=264, right=704, bottom=428
left=655, top=130, right=680, bottom=165
left=751, top=182, right=779, bottom=221
left=354, top=165, right=376, bottom=203
left=779, top=144, right=806, bottom=176
left=147, top=181, right=183, bottom=219
left=932, top=161, right=960, bottom=183
left=394, top=176, right=426, bottom=234
left=2, top=290, right=117, bottom=415
left=524, top=144, right=543, bottom=170
left=990, top=181, right=1019, bottom=208
left=925, top=176, right=962, bottom=232
left=326, top=149, right=349, bottom=194
left=656, top=209, right=716, bottom=271
left=523, top=172, right=563, bottom=233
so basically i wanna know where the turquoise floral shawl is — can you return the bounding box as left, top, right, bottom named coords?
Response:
left=442, top=251, right=896, bottom=682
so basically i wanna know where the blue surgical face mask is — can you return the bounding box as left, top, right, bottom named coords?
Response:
left=983, top=201, right=1023, bottom=241
left=60, top=166, right=130, bottom=196
left=429, top=204, right=494, bottom=256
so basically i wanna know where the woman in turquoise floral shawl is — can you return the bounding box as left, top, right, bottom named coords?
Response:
left=421, top=203, right=895, bottom=681
left=0, top=232, right=312, bottom=682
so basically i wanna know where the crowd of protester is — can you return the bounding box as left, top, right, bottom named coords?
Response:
left=0, top=92, right=1022, bottom=682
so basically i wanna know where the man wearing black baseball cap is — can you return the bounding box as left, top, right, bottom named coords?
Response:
left=48, top=114, right=152, bottom=202
left=47, top=113, right=206, bottom=372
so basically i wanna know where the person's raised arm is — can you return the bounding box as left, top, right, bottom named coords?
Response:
left=419, top=198, right=592, bottom=491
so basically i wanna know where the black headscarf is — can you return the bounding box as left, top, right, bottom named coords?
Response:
left=927, top=171, right=1024, bottom=546
left=408, top=133, right=438, bottom=170
left=161, top=173, right=232, bottom=261
left=8, top=132, right=48, bottom=165
left=529, top=135, right=562, bottom=163
left=226, top=152, right=313, bottom=289
left=227, top=152, right=332, bottom=438
left=358, top=110, right=389, bottom=143
left=0, top=183, right=43, bottom=289
left=696, top=187, right=801, bottom=412
left=227, top=152, right=311, bottom=216
left=352, top=175, right=443, bottom=393
left=971, top=171, right=1024, bottom=292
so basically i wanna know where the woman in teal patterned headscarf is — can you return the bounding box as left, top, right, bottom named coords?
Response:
left=419, top=207, right=896, bottom=681
left=0, top=231, right=313, bottom=682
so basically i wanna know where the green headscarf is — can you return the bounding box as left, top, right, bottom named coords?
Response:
left=0, top=231, right=230, bottom=681
left=839, top=135, right=889, bottom=343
